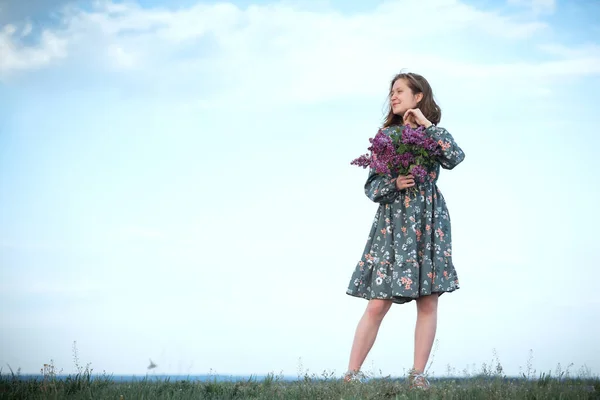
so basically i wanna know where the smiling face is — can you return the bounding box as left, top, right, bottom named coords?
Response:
left=390, top=78, right=423, bottom=117
left=383, top=72, right=442, bottom=128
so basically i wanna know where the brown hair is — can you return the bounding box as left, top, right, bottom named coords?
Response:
left=382, top=72, right=441, bottom=128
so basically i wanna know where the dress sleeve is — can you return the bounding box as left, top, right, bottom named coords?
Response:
left=425, top=125, right=465, bottom=170
left=364, top=168, right=400, bottom=204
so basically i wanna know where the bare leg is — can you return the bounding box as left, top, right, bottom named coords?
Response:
left=412, top=294, right=439, bottom=373
left=347, top=299, right=393, bottom=375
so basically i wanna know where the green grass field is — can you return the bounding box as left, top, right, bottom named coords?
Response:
left=1, top=371, right=598, bottom=400
left=2, top=363, right=598, bottom=400
left=1, top=344, right=598, bottom=399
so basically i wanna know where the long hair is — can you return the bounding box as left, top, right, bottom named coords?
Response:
left=382, top=72, right=442, bottom=128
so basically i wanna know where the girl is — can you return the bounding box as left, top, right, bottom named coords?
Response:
left=345, top=72, right=465, bottom=390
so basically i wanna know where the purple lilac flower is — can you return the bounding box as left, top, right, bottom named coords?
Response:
left=350, top=153, right=371, bottom=168
left=372, top=159, right=391, bottom=175
left=351, top=129, right=396, bottom=174
left=368, top=130, right=395, bottom=156
left=352, top=125, right=442, bottom=179
left=394, top=152, right=415, bottom=168
left=401, top=125, right=426, bottom=146
left=423, top=137, right=438, bottom=152
left=410, top=165, right=428, bottom=182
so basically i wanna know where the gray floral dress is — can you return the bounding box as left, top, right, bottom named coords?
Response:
left=346, top=124, right=465, bottom=304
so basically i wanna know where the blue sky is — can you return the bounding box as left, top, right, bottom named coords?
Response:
left=1, top=0, right=600, bottom=378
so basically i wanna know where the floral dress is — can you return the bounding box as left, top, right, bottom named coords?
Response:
left=346, top=124, right=465, bottom=304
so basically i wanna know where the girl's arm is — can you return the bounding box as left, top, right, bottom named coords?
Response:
left=425, top=125, right=465, bottom=170
left=364, top=168, right=399, bottom=204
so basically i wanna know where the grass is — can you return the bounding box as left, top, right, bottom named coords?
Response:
left=0, top=343, right=598, bottom=399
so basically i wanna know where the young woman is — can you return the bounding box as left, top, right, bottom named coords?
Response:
left=345, top=72, right=465, bottom=389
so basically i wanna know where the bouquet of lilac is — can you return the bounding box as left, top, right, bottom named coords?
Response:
left=351, top=124, right=442, bottom=183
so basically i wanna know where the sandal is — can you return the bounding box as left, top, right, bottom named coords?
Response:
left=343, top=370, right=367, bottom=383
left=408, top=368, right=431, bottom=390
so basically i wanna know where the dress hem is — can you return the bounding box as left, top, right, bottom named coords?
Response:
left=345, top=287, right=459, bottom=304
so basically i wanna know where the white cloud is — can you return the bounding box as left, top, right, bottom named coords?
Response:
left=0, top=1, right=548, bottom=79
left=106, top=43, right=138, bottom=68
left=3, top=23, right=16, bottom=35
left=539, top=42, right=600, bottom=58
left=507, top=0, right=556, bottom=15
left=0, top=23, right=67, bottom=78
left=0, top=0, right=597, bottom=101
left=21, top=21, right=32, bottom=37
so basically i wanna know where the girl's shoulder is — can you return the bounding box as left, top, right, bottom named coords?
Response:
left=377, top=124, right=403, bottom=136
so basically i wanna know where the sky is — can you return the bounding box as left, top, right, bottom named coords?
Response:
left=1, top=0, right=599, bottom=379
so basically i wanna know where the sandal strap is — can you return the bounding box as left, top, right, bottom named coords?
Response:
left=409, top=371, right=430, bottom=388
left=344, top=370, right=366, bottom=382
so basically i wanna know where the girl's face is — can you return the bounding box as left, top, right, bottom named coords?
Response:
left=390, top=78, right=423, bottom=116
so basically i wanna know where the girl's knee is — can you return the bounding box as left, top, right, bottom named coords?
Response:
left=366, top=299, right=392, bottom=319
left=416, top=294, right=438, bottom=315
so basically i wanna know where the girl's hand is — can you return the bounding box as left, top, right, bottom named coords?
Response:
left=395, top=174, right=415, bottom=190
left=403, top=108, right=432, bottom=128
